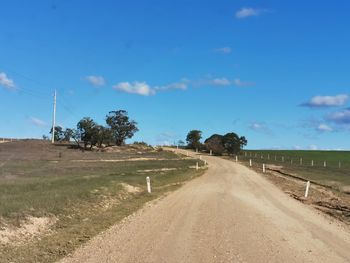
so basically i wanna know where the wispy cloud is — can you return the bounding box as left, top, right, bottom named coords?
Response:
left=113, top=81, right=155, bottom=96
left=235, top=8, right=271, bottom=19
left=214, top=47, right=232, bottom=54
left=0, top=72, right=16, bottom=90
left=326, top=108, right=350, bottom=125
left=113, top=79, right=188, bottom=96
left=113, top=76, right=254, bottom=96
left=300, top=118, right=334, bottom=133
left=29, top=116, right=47, bottom=127
left=155, top=80, right=189, bottom=92
left=316, top=123, right=333, bottom=132
left=301, top=94, right=349, bottom=108
left=234, top=78, right=256, bottom=87
left=211, top=78, right=231, bottom=86
left=85, top=75, right=105, bottom=87
left=249, top=122, right=273, bottom=135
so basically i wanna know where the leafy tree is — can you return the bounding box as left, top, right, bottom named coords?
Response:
left=240, top=136, right=248, bottom=148
left=77, top=117, right=98, bottom=149
left=95, top=125, right=114, bottom=147
left=50, top=126, right=64, bottom=142
left=204, top=134, right=225, bottom=155
left=204, top=132, right=248, bottom=155
left=223, top=132, right=241, bottom=155
left=106, top=110, right=139, bottom=146
left=186, top=130, right=202, bottom=150
left=63, top=128, right=74, bottom=142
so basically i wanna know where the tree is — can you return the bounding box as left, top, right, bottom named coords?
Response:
left=95, top=125, right=114, bottom=147
left=50, top=126, right=64, bottom=142
left=222, top=132, right=241, bottom=155
left=204, top=132, right=248, bottom=155
left=63, top=128, right=74, bottom=142
left=186, top=130, right=202, bottom=150
left=106, top=110, right=139, bottom=146
left=77, top=117, right=98, bottom=149
left=204, top=134, right=225, bottom=155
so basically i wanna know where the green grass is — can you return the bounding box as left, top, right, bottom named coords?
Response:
left=0, top=143, right=205, bottom=263
left=238, top=150, right=350, bottom=191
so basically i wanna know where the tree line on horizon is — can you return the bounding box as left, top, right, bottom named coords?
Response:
left=46, top=110, right=139, bottom=150
left=184, top=130, right=247, bottom=155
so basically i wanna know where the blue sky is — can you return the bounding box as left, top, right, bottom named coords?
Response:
left=1, top=0, right=350, bottom=149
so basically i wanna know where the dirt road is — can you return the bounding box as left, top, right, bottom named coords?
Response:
left=61, top=150, right=350, bottom=263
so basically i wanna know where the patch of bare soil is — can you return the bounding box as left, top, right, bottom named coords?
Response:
left=120, top=183, right=142, bottom=194
left=137, top=168, right=178, bottom=173
left=0, top=216, right=57, bottom=245
left=263, top=170, right=350, bottom=224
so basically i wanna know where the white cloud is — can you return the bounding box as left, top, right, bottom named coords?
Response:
left=234, top=78, right=255, bottom=87
left=235, top=8, right=270, bottom=19
left=308, top=145, right=319, bottom=150
left=316, top=124, right=333, bottom=132
left=301, top=94, right=349, bottom=108
left=215, top=47, right=232, bottom=54
left=113, top=81, right=156, bottom=96
left=155, top=80, right=188, bottom=91
left=211, top=78, right=231, bottom=86
left=0, top=72, right=16, bottom=90
left=85, top=75, right=105, bottom=87
left=326, top=108, right=350, bottom=124
left=29, top=117, right=47, bottom=127
left=249, top=122, right=273, bottom=135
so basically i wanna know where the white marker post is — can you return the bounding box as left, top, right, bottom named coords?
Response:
left=210, top=150, right=212, bottom=156
left=263, top=163, right=266, bottom=173
left=249, top=159, right=252, bottom=167
left=146, top=177, right=151, bottom=193
left=235, top=156, right=238, bottom=162
left=204, top=160, right=207, bottom=165
left=311, top=160, right=314, bottom=167
left=304, top=181, right=311, bottom=198
left=199, top=155, right=202, bottom=160
left=300, top=158, right=303, bottom=165
left=196, top=148, right=198, bottom=153
left=324, top=161, right=327, bottom=167
left=196, top=162, right=199, bottom=170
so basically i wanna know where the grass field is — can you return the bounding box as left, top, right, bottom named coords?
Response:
left=239, top=150, right=350, bottom=192
left=0, top=140, right=205, bottom=263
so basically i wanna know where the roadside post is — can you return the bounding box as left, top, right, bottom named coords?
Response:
left=311, top=160, right=314, bottom=167
left=300, top=158, right=303, bottom=165
left=304, top=181, right=311, bottom=198
left=210, top=150, right=212, bottom=156
left=324, top=161, right=327, bottom=167
left=263, top=164, right=266, bottom=173
left=146, top=177, right=151, bottom=193
left=196, top=162, right=199, bottom=170
left=249, top=159, right=252, bottom=167
left=235, top=156, right=238, bottom=162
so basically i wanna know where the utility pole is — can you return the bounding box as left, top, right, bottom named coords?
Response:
left=51, top=90, right=57, bottom=144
